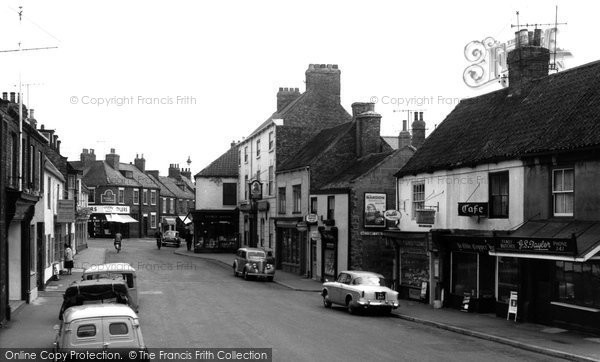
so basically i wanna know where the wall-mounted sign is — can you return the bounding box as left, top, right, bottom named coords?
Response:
left=249, top=180, right=262, bottom=200
left=57, top=200, right=75, bottom=223
left=305, top=214, right=319, bottom=224
left=296, top=221, right=308, bottom=232
left=495, top=236, right=576, bottom=255
left=100, top=189, right=116, bottom=204
left=383, top=209, right=402, bottom=221
left=416, top=209, right=435, bottom=225
left=89, top=205, right=131, bottom=214
left=458, top=202, right=488, bottom=217
left=364, top=193, right=386, bottom=228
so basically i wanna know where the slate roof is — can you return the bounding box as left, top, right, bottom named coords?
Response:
left=45, top=156, right=66, bottom=182
left=278, top=122, right=355, bottom=172
left=397, top=60, right=600, bottom=176
left=195, top=145, right=239, bottom=178
left=146, top=174, right=176, bottom=198
left=81, top=161, right=139, bottom=187
left=159, top=176, right=194, bottom=200
left=119, top=163, right=160, bottom=189
left=319, top=151, right=396, bottom=190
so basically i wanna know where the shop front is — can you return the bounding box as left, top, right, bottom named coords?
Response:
left=88, top=205, right=136, bottom=238
left=384, top=230, right=430, bottom=303
left=274, top=218, right=303, bottom=275
left=191, top=210, right=238, bottom=252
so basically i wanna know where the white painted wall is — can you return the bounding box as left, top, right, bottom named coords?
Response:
left=397, top=160, right=525, bottom=232
left=195, top=177, right=237, bottom=210
left=313, top=193, right=349, bottom=275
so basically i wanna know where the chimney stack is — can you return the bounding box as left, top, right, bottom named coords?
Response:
left=134, top=153, right=146, bottom=172
left=276, top=87, right=301, bottom=112
left=507, top=29, right=550, bottom=95
left=398, top=120, right=412, bottom=149
left=10, top=92, right=15, bottom=103
left=2, top=92, right=7, bottom=100
left=146, top=170, right=160, bottom=179
left=181, top=167, right=192, bottom=181
left=81, top=148, right=97, bottom=167
left=28, top=109, right=37, bottom=129
left=105, top=148, right=120, bottom=170
left=168, top=163, right=181, bottom=178
left=305, top=64, right=340, bottom=103
left=353, top=102, right=381, bottom=158
left=411, top=112, right=426, bottom=149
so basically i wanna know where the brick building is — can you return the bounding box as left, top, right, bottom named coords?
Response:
left=237, top=64, right=352, bottom=258
left=71, top=149, right=161, bottom=238
left=276, top=102, right=415, bottom=278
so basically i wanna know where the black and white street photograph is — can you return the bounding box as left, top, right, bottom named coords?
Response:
left=1, top=0, right=600, bottom=361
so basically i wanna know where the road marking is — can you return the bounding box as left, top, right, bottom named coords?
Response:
left=139, top=291, right=163, bottom=295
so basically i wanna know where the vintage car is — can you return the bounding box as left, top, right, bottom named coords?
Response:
left=59, top=279, right=133, bottom=320
left=82, top=263, right=139, bottom=312
left=321, top=271, right=399, bottom=314
left=162, top=230, right=181, bottom=247
left=232, top=247, right=275, bottom=281
left=53, top=304, right=148, bottom=361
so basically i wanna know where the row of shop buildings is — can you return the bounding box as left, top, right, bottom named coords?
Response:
left=194, top=34, right=600, bottom=333
left=0, top=94, right=90, bottom=326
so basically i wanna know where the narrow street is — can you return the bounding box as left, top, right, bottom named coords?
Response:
left=25, top=238, right=558, bottom=361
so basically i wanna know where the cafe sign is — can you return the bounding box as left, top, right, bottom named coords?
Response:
left=458, top=202, right=488, bottom=217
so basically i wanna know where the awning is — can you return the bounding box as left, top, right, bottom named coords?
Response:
left=179, top=215, right=192, bottom=225
left=489, top=220, right=600, bottom=261
left=105, top=214, right=139, bottom=223
left=163, top=217, right=176, bottom=225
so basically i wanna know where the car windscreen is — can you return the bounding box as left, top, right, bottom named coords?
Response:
left=247, top=251, right=266, bottom=258
left=354, top=276, right=385, bottom=286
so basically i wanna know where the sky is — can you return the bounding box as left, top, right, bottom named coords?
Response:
left=0, top=0, right=598, bottom=176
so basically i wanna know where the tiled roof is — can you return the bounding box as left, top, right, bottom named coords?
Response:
left=278, top=122, right=355, bottom=171
left=319, top=151, right=396, bottom=190
left=195, top=146, right=239, bottom=178
left=45, top=157, right=66, bottom=182
left=159, top=176, right=194, bottom=200
left=146, top=174, right=176, bottom=197
left=398, top=60, right=600, bottom=176
left=119, top=163, right=160, bottom=189
left=82, top=161, right=139, bottom=187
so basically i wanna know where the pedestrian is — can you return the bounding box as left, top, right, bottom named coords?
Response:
left=64, top=243, right=74, bottom=275
left=154, top=230, right=163, bottom=249
left=186, top=232, right=192, bottom=251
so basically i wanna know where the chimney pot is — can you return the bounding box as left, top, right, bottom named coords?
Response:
left=10, top=92, right=15, bottom=103
left=411, top=112, right=426, bottom=149
left=2, top=92, right=7, bottom=100
left=91, top=149, right=95, bottom=154
left=110, top=148, right=116, bottom=154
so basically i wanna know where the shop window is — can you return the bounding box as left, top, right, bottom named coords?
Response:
left=292, top=185, right=301, bottom=213
left=555, top=261, right=600, bottom=308
left=451, top=252, right=478, bottom=296
left=497, top=257, right=519, bottom=303
left=327, top=196, right=335, bottom=220
left=553, top=168, right=574, bottom=217
left=489, top=171, right=509, bottom=218
left=412, top=181, right=425, bottom=219
left=400, top=252, right=429, bottom=288
left=223, top=183, right=237, bottom=205
left=278, top=187, right=286, bottom=214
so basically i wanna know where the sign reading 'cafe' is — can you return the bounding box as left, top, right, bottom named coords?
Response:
left=458, top=202, right=488, bottom=217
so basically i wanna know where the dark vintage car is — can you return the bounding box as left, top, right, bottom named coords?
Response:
left=321, top=271, right=399, bottom=314
left=161, top=230, right=181, bottom=247
left=59, top=279, right=133, bottom=320
left=232, top=247, right=275, bottom=281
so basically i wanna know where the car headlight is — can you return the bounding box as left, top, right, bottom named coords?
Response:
left=252, top=263, right=257, bottom=269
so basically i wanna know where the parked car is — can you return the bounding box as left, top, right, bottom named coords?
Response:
left=321, top=271, right=399, bottom=314
left=233, top=247, right=275, bottom=281
left=162, top=230, right=181, bottom=247
left=82, top=263, right=139, bottom=312
left=59, top=279, right=133, bottom=320
left=53, top=304, right=148, bottom=361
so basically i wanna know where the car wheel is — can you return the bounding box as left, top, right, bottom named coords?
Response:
left=233, top=265, right=238, bottom=277
left=346, top=296, right=355, bottom=314
left=322, top=292, right=332, bottom=308
left=243, top=269, right=249, bottom=280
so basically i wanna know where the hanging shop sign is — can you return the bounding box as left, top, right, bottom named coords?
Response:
left=383, top=209, right=402, bottom=221
left=364, top=193, right=386, bottom=228
left=249, top=180, right=263, bottom=200
left=457, top=202, right=488, bottom=217
left=305, top=214, right=319, bottom=224
left=416, top=209, right=436, bottom=225
left=57, top=200, right=75, bottom=223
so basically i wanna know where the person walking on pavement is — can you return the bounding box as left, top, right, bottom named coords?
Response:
left=155, top=230, right=162, bottom=250
left=64, top=243, right=74, bottom=275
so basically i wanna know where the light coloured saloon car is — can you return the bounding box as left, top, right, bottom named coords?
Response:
left=321, top=271, right=399, bottom=314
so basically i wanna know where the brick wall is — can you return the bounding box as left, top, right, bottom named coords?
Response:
left=347, top=148, right=415, bottom=280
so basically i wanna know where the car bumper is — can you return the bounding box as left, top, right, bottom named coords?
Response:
left=352, top=299, right=399, bottom=309
left=246, top=269, right=275, bottom=277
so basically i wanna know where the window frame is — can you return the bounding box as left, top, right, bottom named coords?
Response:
left=150, top=212, right=157, bottom=229
left=278, top=187, right=286, bottom=214
left=143, top=189, right=148, bottom=205
left=223, top=182, right=237, bottom=206
left=411, top=181, right=425, bottom=219
left=118, top=187, right=125, bottom=204
left=292, top=185, right=301, bottom=213
left=150, top=190, right=157, bottom=205
left=327, top=196, right=335, bottom=220
left=256, top=139, right=261, bottom=158
left=133, top=189, right=139, bottom=205
left=310, top=197, right=318, bottom=214
left=488, top=171, right=509, bottom=219
left=552, top=168, right=574, bottom=217
left=268, top=131, right=274, bottom=151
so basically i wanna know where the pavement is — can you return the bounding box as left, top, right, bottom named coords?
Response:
left=175, top=249, right=600, bottom=362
